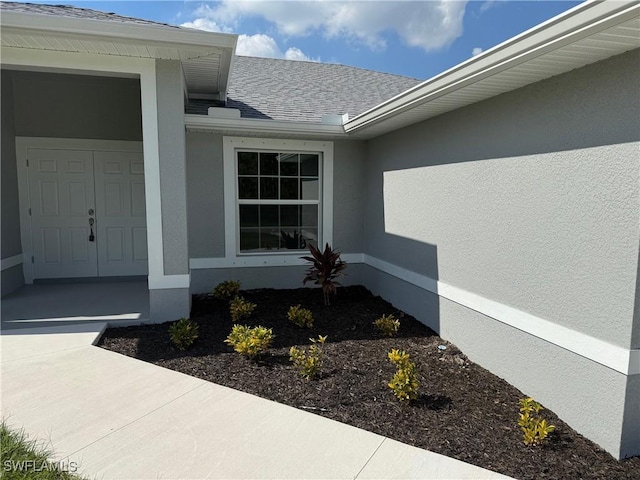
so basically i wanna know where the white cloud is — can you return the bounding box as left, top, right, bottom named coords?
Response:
left=236, top=34, right=316, bottom=62
left=185, top=0, right=468, bottom=53
left=472, top=47, right=483, bottom=56
left=180, top=17, right=224, bottom=33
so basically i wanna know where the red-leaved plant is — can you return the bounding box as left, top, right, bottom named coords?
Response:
left=302, top=243, right=347, bottom=305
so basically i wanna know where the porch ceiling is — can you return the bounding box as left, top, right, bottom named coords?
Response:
left=0, top=10, right=237, bottom=100
left=345, top=1, right=640, bottom=139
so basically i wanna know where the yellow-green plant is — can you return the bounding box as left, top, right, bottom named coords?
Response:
left=289, top=335, right=327, bottom=379
left=387, top=349, right=419, bottom=401
left=168, top=317, right=199, bottom=351
left=225, top=324, right=273, bottom=358
left=213, top=280, right=241, bottom=300
left=287, top=305, right=314, bottom=328
left=230, top=296, right=256, bottom=322
left=373, top=314, right=400, bottom=336
left=518, top=397, right=555, bottom=446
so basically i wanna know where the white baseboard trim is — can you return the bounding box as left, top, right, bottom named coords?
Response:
left=1, top=254, right=23, bottom=272
left=190, top=253, right=364, bottom=269
left=186, top=253, right=638, bottom=375
left=362, top=254, right=639, bottom=376
left=148, top=274, right=190, bottom=290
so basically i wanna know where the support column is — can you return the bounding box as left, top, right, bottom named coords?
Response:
left=140, top=60, right=190, bottom=322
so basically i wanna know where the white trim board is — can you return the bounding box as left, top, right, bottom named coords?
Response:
left=361, top=254, right=639, bottom=377
left=188, top=252, right=638, bottom=376
left=1, top=255, right=23, bottom=272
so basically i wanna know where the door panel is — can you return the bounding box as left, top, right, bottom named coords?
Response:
left=94, top=151, right=148, bottom=276
left=29, top=148, right=98, bottom=278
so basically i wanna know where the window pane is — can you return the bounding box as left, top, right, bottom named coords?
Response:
left=301, top=228, right=318, bottom=248
left=239, top=205, right=258, bottom=227
left=280, top=205, right=299, bottom=227
left=300, top=154, right=319, bottom=176
left=260, top=205, right=278, bottom=227
left=238, top=152, right=258, bottom=175
left=280, top=228, right=307, bottom=250
left=280, top=153, right=299, bottom=176
left=300, top=178, right=319, bottom=200
left=260, top=229, right=280, bottom=250
left=260, top=177, right=278, bottom=199
left=301, top=205, right=318, bottom=227
left=260, top=152, right=278, bottom=175
left=280, top=178, right=299, bottom=199
left=238, top=177, right=258, bottom=199
left=240, top=228, right=259, bottom=251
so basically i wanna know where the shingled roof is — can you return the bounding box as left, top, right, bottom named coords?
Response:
left=0, top=1, right=178, bottom=28
left=220, top=56, right=421, bottom=123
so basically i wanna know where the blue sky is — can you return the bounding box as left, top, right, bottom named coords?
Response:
left=22, top=1, right=583, bottom=79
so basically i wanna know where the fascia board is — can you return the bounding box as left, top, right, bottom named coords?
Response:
left=1, top=11, right=237, bottom=54
left=184, top=114, right=348, bottom=138
left=344, top=0, right=640, bottom=134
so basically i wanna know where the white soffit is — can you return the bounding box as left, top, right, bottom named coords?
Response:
left=345, top=1, right=640, bottom=139
left=0, top=10, right=237, bottom=98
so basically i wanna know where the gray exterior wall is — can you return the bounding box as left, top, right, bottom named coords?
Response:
left=11, top=71, right=142, bottom=141
left=1, top=70, right=25, bottom=295
left=185, top=133, right=366, bottom=292
left=156, top=60, right=189, bottom=276
left=362, top=49, right=640, bottom=458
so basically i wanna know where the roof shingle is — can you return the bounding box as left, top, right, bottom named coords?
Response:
left=223, top=56, right=421, bottom=123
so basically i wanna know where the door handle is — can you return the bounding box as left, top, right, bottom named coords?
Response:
left=89, top=216, right=95, bottom=242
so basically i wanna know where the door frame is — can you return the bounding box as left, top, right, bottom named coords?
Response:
left=15, top=137, right=145, bottom=283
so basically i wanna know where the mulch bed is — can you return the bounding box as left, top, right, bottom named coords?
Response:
left=98, top=286, right=640, bottom=480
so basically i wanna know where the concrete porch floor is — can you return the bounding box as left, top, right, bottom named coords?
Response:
left=0, top=279, right=149, bottom=330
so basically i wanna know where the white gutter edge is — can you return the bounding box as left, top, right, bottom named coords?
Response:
left=184, top=114, right=348, bottom=138
left=344, top=0, right=640, bottom=133
left=0, top=10, right=238, bottom=51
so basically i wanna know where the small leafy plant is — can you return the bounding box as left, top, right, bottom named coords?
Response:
left=387, top=349, right=419, bottom=402
left=225, top=324, right=274, bottom=358
left=230, top=296, right=256, bottom=322
left=213, top=280, right=241, bottom=300
left=289, top=335, right=327, bottom=379
left=287, top=305, right=314, bottom=328
left=302, top=243, right=347, bottom=305
left=518, top=397, right=556, bottom=446
left=281, top=230, right=307, bottom=250
left=168, top=317, right=199, bottom=351
left=374, top=314, right=400, bottom=336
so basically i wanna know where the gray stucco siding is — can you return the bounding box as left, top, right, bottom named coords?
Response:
left=186, top=132, right=225, bottom=259
left=1, top=71, right=25, bottom=295
left=10, top=71, right=142, bottom=141
left=364, top=49, right=640, bottom=348
left=185, top=134, right=367, bottom=264
left=155, top=60, right=189, bottom=276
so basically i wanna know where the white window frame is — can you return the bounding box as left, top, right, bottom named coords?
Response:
left=223, top=137, right=333, bottom=266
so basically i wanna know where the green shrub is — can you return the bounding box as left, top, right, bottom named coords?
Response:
left=168, top=317, right=199, bottom=351
left=387, top=349, right=419, bottom=402
left=225, top=324, right=274, bottom=358
left=302, top=243, right=347, bottom=305
left=287, top=305, right=314, bottom=328
left=518, top=397, right=555, bottom=446
left=230, top=296, right=256, bottom=322
left=373, top=314, right=400, bottom=336
left=213, top=280, right=241, bottom=300
left=289, top=335, right=327, bottom=379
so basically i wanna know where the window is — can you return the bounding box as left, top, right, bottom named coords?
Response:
left=223, top=137, right=333, bottom=259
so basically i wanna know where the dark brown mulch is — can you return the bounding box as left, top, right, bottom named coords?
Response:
left=98, top=286, right=640, bottom=480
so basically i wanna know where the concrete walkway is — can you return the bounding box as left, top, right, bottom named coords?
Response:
left=0, top=323, right=512, bottom=479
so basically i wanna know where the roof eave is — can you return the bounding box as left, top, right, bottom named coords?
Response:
left=184, top=114, right=349, bottom=139
left=344, top=0, right=640, bottom=137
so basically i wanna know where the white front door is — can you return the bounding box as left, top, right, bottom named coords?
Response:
left=27, top=147, right=148, bottom=279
